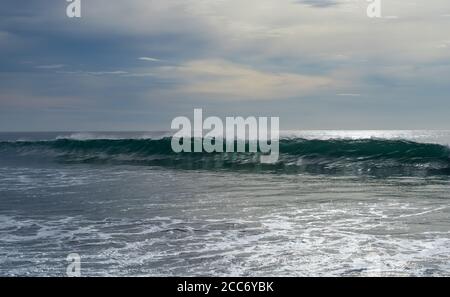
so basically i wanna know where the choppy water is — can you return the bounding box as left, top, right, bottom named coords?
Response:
left=0, top=131, right=449, bottom=276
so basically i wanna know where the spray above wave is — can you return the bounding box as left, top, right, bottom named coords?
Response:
left=1, top=138, right=450, bottom=176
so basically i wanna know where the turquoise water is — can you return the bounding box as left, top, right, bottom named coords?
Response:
left=0, top=131, right=449, bottom=276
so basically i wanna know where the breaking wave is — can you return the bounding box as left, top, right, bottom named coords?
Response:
left=1, top=138, right=450, bottom=176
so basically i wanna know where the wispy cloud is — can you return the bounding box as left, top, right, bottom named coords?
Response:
left=86, top=71, right=128, bottom=76
left=296, top=0, right=339, bottom=8
left=337, top=93, right=361, bottom=97
left=138, top=57, right=161, bottom=62
left=35, top=64, right=65, bottom=69
left=56, top=70, right=128, bottom=76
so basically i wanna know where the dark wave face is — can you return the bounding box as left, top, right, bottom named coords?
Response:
left=1, top=138, right=450, bottom=176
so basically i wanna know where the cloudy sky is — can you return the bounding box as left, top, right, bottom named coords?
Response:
left=1, top=0, right=449, bottom=131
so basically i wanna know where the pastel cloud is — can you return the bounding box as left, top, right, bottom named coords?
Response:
left=153, top=59, right=336, bottom=100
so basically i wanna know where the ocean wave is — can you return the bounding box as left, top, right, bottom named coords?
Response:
left=1, top=138, right=450, bottom=176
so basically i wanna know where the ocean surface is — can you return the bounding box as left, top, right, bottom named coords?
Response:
left=0, top=130, right=449, bottom=276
